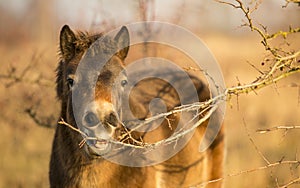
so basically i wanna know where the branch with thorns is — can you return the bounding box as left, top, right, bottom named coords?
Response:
left=215, top=0, right=299, bottom=56
left=283, top=0, right=300, bottom=7
left=58, top=101, right=218, bottom=150
left=0, top=65, right=53, bottom=88
left=190, top=1, right=300, bottom=187
left=25, top=107, right=57, bottom=128
left=257, top=125, right=300, bottom=134
left=0, top=53, right=53, bottom=88
left=191, top=119, right=300, bottom=187
left=214, top=0, right=300, bottom=98
left=191, top=159, right=300, bottom=187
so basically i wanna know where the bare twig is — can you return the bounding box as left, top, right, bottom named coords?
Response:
left=58, top=118, right=88, bottom=136
left=57, top=102, right=218, bottom=150
left=213, top=0, right=300, bottom=98
left=243, top=118, right=270, bottom=165
left=283, top=0, right=300, bottom=8
left=58, top=118, right=97, bottom=148
left=189, top=1, right=300, bottom=187
left=25, top=107, right=56, bottom=128
left=0, top=60, right=53, bottom=88
left=118, top=122, right=145, bottom=146
left=192, top=160, right=300, bottom=187
left=117, top=99, right=217, bottom=141
left=278, top=176, right=300, bottom=188
left=0, top=52, right=54, bottom=88
left=0, top=72, right=53, bottom=88
left=257, top=125, right=300, bottom=134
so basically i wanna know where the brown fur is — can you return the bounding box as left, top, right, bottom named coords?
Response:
left=50, top=25, right=224, bottom=188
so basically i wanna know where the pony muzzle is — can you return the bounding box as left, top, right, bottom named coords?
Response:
left=81, top=101, right=121, bottom=156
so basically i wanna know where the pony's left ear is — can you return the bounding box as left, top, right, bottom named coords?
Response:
left=114, top=26, right=130, bottom=59
left=60, top=25, right=76, bottom=62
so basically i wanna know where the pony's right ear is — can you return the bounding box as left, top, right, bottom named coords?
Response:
left=114, top=26, right=130, bottom=60
left=60, top=25, right=76, bottom=61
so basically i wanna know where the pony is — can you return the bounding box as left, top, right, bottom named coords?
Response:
left=50, top=25, right=224, bottom=188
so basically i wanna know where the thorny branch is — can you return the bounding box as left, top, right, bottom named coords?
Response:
left=58, top=119, right=97, bottom=148
left=198, top=1, right=300, bottom=187
left=58, top=103, right=218, bottom=150
left=192, top=160, right=300, bottom=187
left=118, top=99, right=215, bottom=141
left=257, top=125, right=300, bottom=134
left=25, top=107, right=56, bottom=128
left=59, top=116, right=300, bottom=188
left=283, top=0, right=300, bottom=7
left=215, top=0, right=300, bottom=98
left=0, top=66, right=53, bottom=88
left=278, top=176, right=300, bottom=188
left=243, top=118, right=270, bottom=165
left=0, top=53, right=53, bottom=88
left=192, top=120, right=300, bottom=187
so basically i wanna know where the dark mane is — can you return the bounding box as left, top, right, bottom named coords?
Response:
left=74, top=32, right=103, bottom=52
left=58, top=31, right=103, bottom=61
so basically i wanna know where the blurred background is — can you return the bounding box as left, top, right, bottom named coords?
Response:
left=0, top=0, right=299, bottom=187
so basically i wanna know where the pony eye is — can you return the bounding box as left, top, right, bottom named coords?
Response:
left=67, top=77, right=74, bottom=88
left=120, top=79, right=128, bottom=87
left=67, top=74, right=76, bottom=88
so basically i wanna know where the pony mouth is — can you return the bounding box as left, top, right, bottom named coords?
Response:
left=94, top=139, right=109, bottom=150
left=86, top=139, right=110, bottom=156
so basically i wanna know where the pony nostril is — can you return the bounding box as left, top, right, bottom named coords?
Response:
left=84, top=112, right=100, bottom=127
left=105, top=112, right=118, bottom=127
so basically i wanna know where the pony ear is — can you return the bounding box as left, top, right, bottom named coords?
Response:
left=60, top=25, right=76, bottom=61
left=114, top=26, right=130, bottom=59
